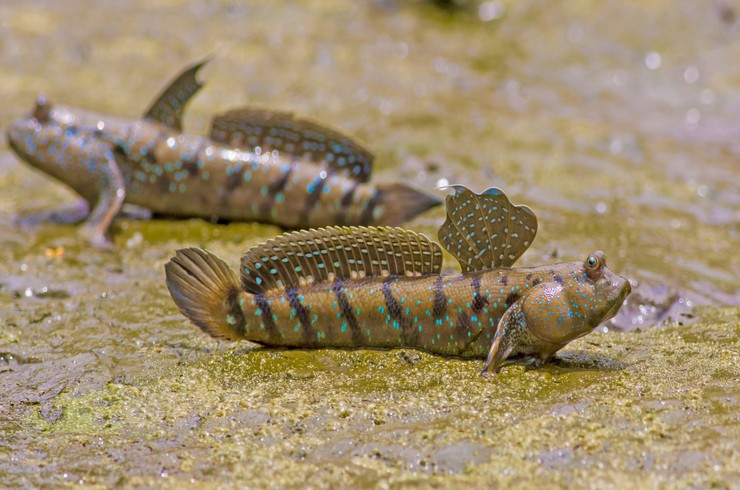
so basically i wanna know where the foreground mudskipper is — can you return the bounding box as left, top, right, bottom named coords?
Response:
left=165, top=185, right=631, bottom=374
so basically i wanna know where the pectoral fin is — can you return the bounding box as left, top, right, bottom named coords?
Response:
left=482, top=300, right=526, bottom=375
left=78, top=149, right=126, bottom=247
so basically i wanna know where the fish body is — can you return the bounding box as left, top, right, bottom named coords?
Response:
left=6, top=61, right=439, bottom=246
left=165, top=186, right=631, bottom=373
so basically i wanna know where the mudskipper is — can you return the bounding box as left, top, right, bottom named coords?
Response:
left=6, top=60, right=439, bottom=246
left=165, top=185, right=631, bottom=374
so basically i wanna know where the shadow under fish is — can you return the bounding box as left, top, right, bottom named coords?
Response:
left=6, top=59, right=440, bottom=247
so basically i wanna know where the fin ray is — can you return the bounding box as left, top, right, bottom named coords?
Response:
left=438, top=186, right=537, bottom=271
left=209, top=107, right=374, bottom=182
left=240, top=226, right=443, bottom=294
left=144, top=58, right=209, bottom=131
left=165, top=247, right=245, bottom=340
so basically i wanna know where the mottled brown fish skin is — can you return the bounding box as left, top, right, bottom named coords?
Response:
left=7, top=104, right=438, bottom=234
left=107, top=122, right=424, bottom=228
left=166, top=249, right=630, bottom=360
left=232, top=269, right=548, bottom=357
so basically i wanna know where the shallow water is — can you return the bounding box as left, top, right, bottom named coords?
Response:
left=0, top=0, right=738, bottom=487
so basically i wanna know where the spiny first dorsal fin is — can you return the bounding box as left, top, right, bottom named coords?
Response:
left=438, top=185, right=537, bottom=272
left=143, top=58, right=209, bottom=131
left=240, top=226, right=442, bottom=294
left=210, top=107, right=374, bottom=183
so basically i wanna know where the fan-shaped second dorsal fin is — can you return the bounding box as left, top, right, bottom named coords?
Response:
left=438, top=185, right=537, bottom=271
left=240, top=226, right=443, bottom=294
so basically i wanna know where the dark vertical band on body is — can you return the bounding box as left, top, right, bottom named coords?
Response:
left=359, top=187, right=382, bottom=225
left=226, top=287, right=247, bottom=337
left=254, top=294, right=280, bottom=342
left=259, top=162, right=295, bottom=217
left=299, top=172, right=330, bottom=225
left=432, top=275, right=447, bottom=322
left=286, top=287, right=313, bottom=343
left=332, top=279, right=363, bottom=344
left=382, top=276, right=416, bottom=344
left=504, top=292, right=520, bottom=309
left=471, top=274, right=489, bottom=313
left=336, top=180, right=360, bottom=226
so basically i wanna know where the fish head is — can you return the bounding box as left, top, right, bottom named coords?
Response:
left=525, top=251, right=632, bottom=345
left=482, top=251, right=631, bottom=374
left=6, top=96, right=119, bottom=201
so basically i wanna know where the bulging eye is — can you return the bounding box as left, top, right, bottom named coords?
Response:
left=33, top=95, right=51, bottom=124
left=584, top=251, right=605, bottom=280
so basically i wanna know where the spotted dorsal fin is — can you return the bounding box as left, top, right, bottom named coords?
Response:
left=240, top=226, right=442, bottom=294
left=143, top=58, right=209, bottom=131
left=210, top=107, right=374, bottom=182
left=438, top=186, right=537, bottom=271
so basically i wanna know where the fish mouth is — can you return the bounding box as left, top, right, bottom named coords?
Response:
left=6, top=119, right=38, bottom=161
left=6, top=122, right=28, bottom=154
left=602, top=279, right=632, bottom=324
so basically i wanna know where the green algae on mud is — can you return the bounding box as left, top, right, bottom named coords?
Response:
left=8, top=307, right=738, bottom=488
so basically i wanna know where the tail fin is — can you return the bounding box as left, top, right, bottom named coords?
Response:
left=375, top=183, right=442, bottom=226
left=164, top=248, right=246, bottom=340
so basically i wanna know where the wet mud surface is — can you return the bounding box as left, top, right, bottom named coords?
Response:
left=0, top=0, right=738, bottom=487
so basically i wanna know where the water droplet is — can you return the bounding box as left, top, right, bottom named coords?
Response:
left=434, top=57, right=449, bottom=74
left=24, top=287, right=33, bottom=297
left=645, top=52, right=661, bottom=70
left=479, top=1, right=505, bottom=21
left=685, top=108, right=700, bottom=130
left=683, top=66, right=699, bottom=84
left=696, top=184, right=708, bottom=197
left=436, top=178, right=449, bottom=188
left=700, top=89, right=715, bottom=105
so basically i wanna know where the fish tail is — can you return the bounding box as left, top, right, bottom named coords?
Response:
left=164, top=248, right=247, bottom=340
left=374, top=183, right=442, bottom=226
